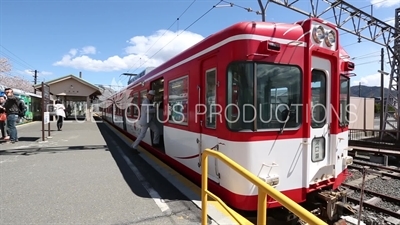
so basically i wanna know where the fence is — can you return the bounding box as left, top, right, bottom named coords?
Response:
left=201, top=148, right=327, bottom=225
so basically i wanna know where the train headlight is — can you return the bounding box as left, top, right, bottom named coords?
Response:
left=324, top=30, right=336, bottom=47
left=312, top=25, right=325, bottom=44
left=311, top=137, right=325, bottom=162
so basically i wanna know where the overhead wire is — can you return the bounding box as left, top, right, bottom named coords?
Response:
left=120, top=0, right=223, bottom=84
left=220, top=0, right=261, bottom=15
left=0, top=51, right=31, bottom=72
left=356, top=60, right=381, bottom=66
left=0, top=50, right=34, bottom=80
left=322, top=0, right=387, bottom=21
left=0, top=45, right=37, bottom=81
left=320, top=0, right=394, bottom=50
left=350, top=51, right=380, bottom=59
left=0, top=45, right=35, bottom=69
left=121, top=0, right=264, bottom=84
left=123, top=0, right=198, bottom=75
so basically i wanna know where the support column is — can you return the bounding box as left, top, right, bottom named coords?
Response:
left=86, top=96, right=91, bottom=121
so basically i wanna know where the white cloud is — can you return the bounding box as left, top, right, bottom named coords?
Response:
left=69, top=49, right=78, bottom=56
left=53, top=30, right=204, bottom=72
left=80, top=46, right=96, bottom=55
left=40, top=71, right=53, bottom=75
left=351, top=72, right=390, bottom=88
left=371, top=0, right=400, bottom=8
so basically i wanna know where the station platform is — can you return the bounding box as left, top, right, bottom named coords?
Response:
left=0, top=116, right=248, bottom=225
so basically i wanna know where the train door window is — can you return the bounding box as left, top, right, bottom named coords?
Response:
left=151, top=78, right=164, bottom=105
left=205, top=69, right=217, bottom=129
left=168, top=76, right=188, bottom=125
left=226, top=62, right=254, bottom=131
left=126, top=93, right=132, bottom=116
left=151, top=77, right=164, bottom=120
left=132, top=93, right=139, bottom=117
left=311, top=69, right=327, bottom=128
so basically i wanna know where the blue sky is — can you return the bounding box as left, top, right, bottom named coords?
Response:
left=0, top=0, right=398, bottom=91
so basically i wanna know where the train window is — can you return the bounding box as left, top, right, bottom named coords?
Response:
left=256, top=63, right=302, bottom=130
left=205, top=68, right=217, bottom=129
left=168, top=76, right=188, bottom=125
left=226, top=63, right=254, bottom=131
left=226, top=62, right=302, bottom=131
left=311, top=70, right=327, bottom=128
left=132, top=93, right=139, bottom=117
left=339, top=75, right=350, bottom=126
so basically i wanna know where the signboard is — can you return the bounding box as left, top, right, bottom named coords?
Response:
left=41, top=82, right=51, bottom=141
left=43, top=112, right=50, bottom=124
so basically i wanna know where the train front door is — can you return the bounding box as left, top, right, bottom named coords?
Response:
left=309, top=56, right=333, bottom=183
left=197, top=56, right=220, bottom=183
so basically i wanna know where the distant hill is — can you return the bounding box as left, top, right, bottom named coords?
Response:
left=350, top=85, right=397, bottom=98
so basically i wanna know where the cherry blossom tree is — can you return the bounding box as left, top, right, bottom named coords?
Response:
left=0, top=57, right=38, bottom=94
left=0, top=57, right=11, bottom=74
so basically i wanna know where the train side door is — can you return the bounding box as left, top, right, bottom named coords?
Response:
left=198, top=56, right=220, bottom=183
left=309, top=56, right=333, bottom=182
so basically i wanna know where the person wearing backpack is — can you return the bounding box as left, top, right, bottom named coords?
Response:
left=3, top=88, right=27, bottom=143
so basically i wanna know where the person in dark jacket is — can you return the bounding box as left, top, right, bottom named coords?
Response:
left=0, top=95, right=7, bottom=139
left=3, top=88, right=26, bottom=143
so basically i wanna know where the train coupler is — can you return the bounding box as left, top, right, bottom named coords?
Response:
left=317, top=189, right=356, bottom=221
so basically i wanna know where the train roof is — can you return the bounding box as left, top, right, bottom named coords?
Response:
left=110, top=20, right=353, bottom=99
left=26, top=92, right=42, bottom=98
left=111, top=20, right=305, bottom=99
left=0, top=84, right=41, bottom=98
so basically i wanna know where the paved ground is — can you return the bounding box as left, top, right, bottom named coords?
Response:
left=0, top=118, right=206, bottom=224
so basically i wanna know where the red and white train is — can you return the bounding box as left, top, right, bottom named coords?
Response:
left=102, top=17, right=355, bottom=220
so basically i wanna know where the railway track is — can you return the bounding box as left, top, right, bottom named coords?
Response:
left=340, top=159, right=400, bottom=224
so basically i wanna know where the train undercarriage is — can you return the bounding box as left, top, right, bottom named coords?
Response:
left=266, top=187, right=356, bottom=225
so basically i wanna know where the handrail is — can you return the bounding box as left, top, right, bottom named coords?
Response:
left=201, top=148, right=328, bottom=225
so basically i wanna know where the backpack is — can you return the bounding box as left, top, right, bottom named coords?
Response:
left=18, top=100, right=27, bottom=118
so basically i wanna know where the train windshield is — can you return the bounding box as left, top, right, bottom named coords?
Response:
left=339, top=75, right=350, bottom=126
left=226, top=62, right=302, bottom=132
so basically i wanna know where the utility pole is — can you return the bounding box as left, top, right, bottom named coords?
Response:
left=33, top=70, right=38, bottom=94
left=257, top=0, right=266, bottom=21
left=380, top=48, right=384, bottom=131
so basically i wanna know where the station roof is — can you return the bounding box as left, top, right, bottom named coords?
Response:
left=33, top=74, right=102, bottom=96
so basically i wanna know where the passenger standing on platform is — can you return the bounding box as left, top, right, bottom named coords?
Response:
left=54, top=100, right=66, bottom=131
left=3, top=88, right=26, bottom=143
left=0, top=95, right=7, bottom=140
left=130, top=90, right=160, bottom=153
